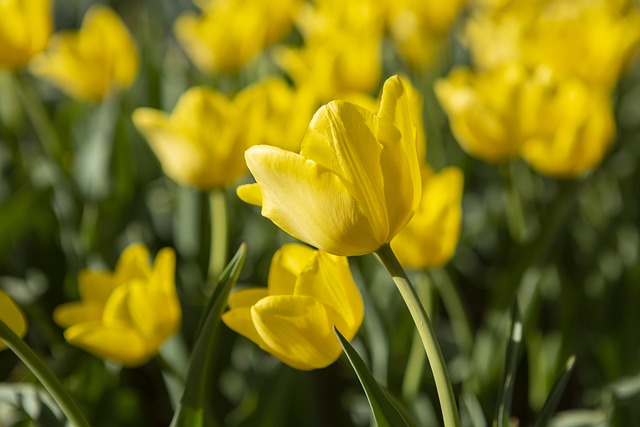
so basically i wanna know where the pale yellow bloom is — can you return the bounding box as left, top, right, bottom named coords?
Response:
left=388, top=0, right=466, bottom=69
left=260, top=78, right=318, bottom=153
left=30, top=5, right=138, bottom=101
left=133, top=84, right=266, bottom=190
left=0, top=290, right=28, bottom=351
left=237, top=75, right=421, bottom=256
left=520, top=77, right=615, bottom=177
left=0, top=0, right=52, bottom=69
left=53, top=244, right=181, bottom=367
left=277, top=0, right=385, bottom=102
left=435, top=65, right=538, bottom=163
left=175, top=0, right=302, bottom=74
left=222, top=243, right=364, bottom=370
left=437, top=64, right=616, bottom=176
left=466, top=0, right=640, bottom=88
left=391, top=166, right=464, bottom=269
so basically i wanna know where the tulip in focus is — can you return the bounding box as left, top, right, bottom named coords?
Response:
left=53, top=244, right=181, bottom=367
left=0, top=290, right=28, bottom=350
left=30, top=5, right=139, bottom=101
left=222, top=243, right=364, bottom=370
left=391, top=166, right=464, bottom=269
left=133, top=84, right=266, bottom=190
left=237, top=75, right=421, bottom=256
left=0, top=0, right=52, bottom=69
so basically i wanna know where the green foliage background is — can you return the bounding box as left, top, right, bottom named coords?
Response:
left=2, top=0, right=640, bottom=426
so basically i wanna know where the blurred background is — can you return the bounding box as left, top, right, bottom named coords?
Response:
left=2, top=0, right=640, bottom=425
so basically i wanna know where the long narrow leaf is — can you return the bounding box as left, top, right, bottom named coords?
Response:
left=170, top=244, right=247, bottom=427
left=534, top=355, right=576, bottom=427
left=493, top=300, right=523, bottom=427
left=335, top=327, right=414, bottom=427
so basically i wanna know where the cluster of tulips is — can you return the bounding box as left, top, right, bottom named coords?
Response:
left=1, top=0, right=639, bottom=425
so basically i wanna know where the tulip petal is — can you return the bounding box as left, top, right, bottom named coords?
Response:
left=64, top=322, right=152, bottom=367
left=300, top=102, right=388, bottom=242
left=114, top=244, right=152, bottom=283
left=294, top=251, right=363, bottom=337
left=128, top=283, right=180, bottom=348
left=236, top=183, right=263, bottom=206
left=222, top=307, right=268, bottom=349
left=268, top=243, right=315, bottom=296
left=132, top=108, right=209, bottom=188
left=251, top=295, right=342, bottom=370
left=376, top=75, right=422, bottom=239
left=77, top=270, right=118, bottom=305
left=53, top=302, right=102, bottom=329
left=228, top=288, right=269, bottom=309
left=151, top=248, right=177, bottom=293
left=0, top=290, right=27, bottom=350
left=244, top=145, right=379, bottom=255
left=102, top=285, right=135, bottom=329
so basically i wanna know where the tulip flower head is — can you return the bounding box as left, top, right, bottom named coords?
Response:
left=391, top=166, right=464, bottom=269
left=30, top=5, right=139, bottom=101
left=237, top=75, right=421, bottom=256
left=53, top=244, right=181, bottom=367
left=222, top=243, right=364, bottom=370
left=133, top=84, right=266, bottom=190
left=0, top=0, right=52, bottom=69
left=0, top=290, right=28, bottom=351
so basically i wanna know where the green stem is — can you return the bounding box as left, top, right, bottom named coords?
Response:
left=206, top=189, right=228, bottom=294
left=500, top=162, right=529, bottom=243
left=12, top=72, right=65, bottom=168
left=402, top=272, right=431, bottom=401
left=375, top=244, right=461, bottom=427
left=0, top=319, right=90, bottom=427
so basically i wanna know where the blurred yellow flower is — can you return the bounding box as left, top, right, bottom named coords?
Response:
left=30, top=5, right=138, bottom=101
left=0, top=290, right=28, bottom=351
left=438, top=64, right=616, bottom=176
left=0, top=0, right=52, bottom=69
left=466, top=0, right=640, bottom=88
left=276, top=0, right=385, bottom=102
left=520, top=77, right=615, bottom=177
left=175, top=0, right=301, bottom=74
left=391, top=166, right=464, bottom=269
left=237, top=75, right=421, bottom=256
left=53, top=244, right=181, bottom=367
left=260, top=78, right=318, bottom=153
left=133, top=84, right=266, bottom=190
left=388, top=0, right=466, bottom=70
left=222, top=243, right=363, bottom=370
left=435, top=65, right=535, bottom=163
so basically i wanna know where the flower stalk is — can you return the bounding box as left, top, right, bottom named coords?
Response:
left=375, top=243, right=460, bottom=427
left=207, top=189, right=228, bottom=294
left=0, top=319, right=90, bottom=427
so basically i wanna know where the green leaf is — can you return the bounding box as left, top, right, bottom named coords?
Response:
left=170, top=244, right=247, bottom=427
left=335, top=327, right=414, bottom=427
left=493, top=300, right=523, bottom=427
left=534, top=355, right=576, bottom=427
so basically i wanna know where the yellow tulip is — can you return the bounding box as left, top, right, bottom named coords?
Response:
left=237, top=75, right=421, bottom=256
left=30, top=5, right=138, bottom=101
left=388, top=0, right=466, bottom=70
left=222, top=243, right=364, bottom=370
left=0, top=0, right=52, bottom=69
left=0, top=290, right=28, bottom=350
left=520, top=77, right=615, bottom=177
left=391, top=166, right=464, bottom=269
left=132, top=84, right=266, bottom=190
left=260, top=78, right=318, bottom=153
left=466, top=1, right=640, bottom=88
left=53, top=244, right=181, bottom=367
left=435, top=64, right=543, bottom=163
left=175, top=0, right=301, bottom=74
